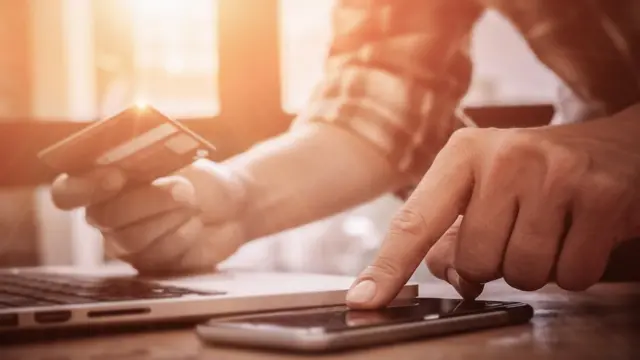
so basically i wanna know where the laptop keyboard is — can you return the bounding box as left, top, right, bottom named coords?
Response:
left=0, top=272, right=225, bottom=309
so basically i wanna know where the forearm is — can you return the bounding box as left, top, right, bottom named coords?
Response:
left=223, top=123, right=407, bottom=241
left=220, top=0, right=481, bottom=241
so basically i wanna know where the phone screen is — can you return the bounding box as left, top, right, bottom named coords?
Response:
left=222, top=298, right=520, bottom=333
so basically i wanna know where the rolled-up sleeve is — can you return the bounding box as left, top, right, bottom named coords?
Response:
left=293, top=0, right=483, bottom=181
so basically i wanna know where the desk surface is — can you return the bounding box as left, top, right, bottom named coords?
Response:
left=3, top=281, right=640, bottom=360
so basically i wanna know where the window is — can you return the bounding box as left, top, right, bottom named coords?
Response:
left=26, top=0, right=220, bottom=120
left=128, top=0, right=219, bottom=117
left=464, top=11, right=558, bottom=106
left=278, top=4, right=558, bottom=111
left=279, top=0, right=333, bottom=113
left=97, top=0, right=219, bottom=118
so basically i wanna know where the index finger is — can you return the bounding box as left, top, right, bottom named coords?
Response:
left=346, top=137, right=476, bottom=309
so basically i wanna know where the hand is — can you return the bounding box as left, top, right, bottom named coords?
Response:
left=346, top=105, right=640, bottom=308
left=50, top=159, right=249, bottom=274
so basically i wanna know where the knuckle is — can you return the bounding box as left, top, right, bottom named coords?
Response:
left=546, top=146, right=589, bottom=178
left=539, top=146, right=590, bottom=201
left=491, top=131, right=539, bottom=169
left=389, top=208, right=427, bottom=239
left=454, top=256, right=500, bottom=284
left=576, top=172, right=632, bottom=219
left=446, top=128, right=482, bottom=155
left=449, top=127, right=480, bottom=145
left=587, top=172, right=630, bottom=205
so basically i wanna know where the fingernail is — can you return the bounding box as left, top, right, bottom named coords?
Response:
left=101, top=171, right=126, bottom=191
left=346, top=280, right=377, bottom=304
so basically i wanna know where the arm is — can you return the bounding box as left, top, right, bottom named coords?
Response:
left=226, top=0, right=484, bottom=241
left=485, top=0, right=640, bottom=282
left=347, top=102, right=640, bottom=309
left=49, top=0, right=485, bottom=274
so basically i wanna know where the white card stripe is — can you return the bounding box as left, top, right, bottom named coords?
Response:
left=95, top=123, right=179, bottom=165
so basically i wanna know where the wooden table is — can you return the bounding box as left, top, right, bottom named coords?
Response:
left=2, top=281, right=639, bottom=360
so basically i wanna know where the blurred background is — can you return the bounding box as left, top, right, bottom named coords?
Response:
left=0, top=0, right=560, bottom=281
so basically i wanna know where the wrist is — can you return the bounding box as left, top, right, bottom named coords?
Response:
left=218, top=124, right=403, bottom=241
left=184, top=159, right=253, bottom=244
left=221, top=157, right=287, bottom=242
left=216, top=158, right=262, bottom=242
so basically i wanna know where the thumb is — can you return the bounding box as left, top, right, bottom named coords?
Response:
left=168, top=159, right=248, bottom=222
left=152, top=176, right=197, bottom=207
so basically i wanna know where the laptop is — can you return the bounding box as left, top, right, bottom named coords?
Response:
left=14, top=105, right=418, bottom=336
left=0, top=265, right=418, bottom=335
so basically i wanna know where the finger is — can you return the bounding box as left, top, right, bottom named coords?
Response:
left=124, top=216, right=205, bottom=274
left=132, top=221, right=244, bottom=275
left=425, top=217, right=462, bottom=281
left=556, top=203, right=618, bottom=291
left=556, top=172, right=628, bottom=291
left=174, top=222, right=246, bottom=272
left=502, top=195, right=567, bottom=291
left=103, top=208, right=196, bottom=255
left=347, top=137, right=475, bottom=309
left=51, top=168, right=126, bottom=210
left=454, top=179, right=518, bottom=284
left=86, top=177, right=195, bottom=230
left=425, top=217, right=484, bottom=299
left=175, top=159, right=246, bottom=222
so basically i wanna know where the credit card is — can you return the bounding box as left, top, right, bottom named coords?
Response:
left=38, top=105, right=216, bottom=183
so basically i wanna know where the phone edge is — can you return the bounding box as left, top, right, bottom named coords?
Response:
left=196, top=303, right=533, bottom=353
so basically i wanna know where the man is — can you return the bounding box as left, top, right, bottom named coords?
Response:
left=51, top=0, right=640, bottom=309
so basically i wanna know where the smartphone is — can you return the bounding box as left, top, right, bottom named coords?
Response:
left=197, top=298, right=533, bottom=352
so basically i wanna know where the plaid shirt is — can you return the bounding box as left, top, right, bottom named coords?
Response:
left=294, top=0, right=640, bottom=184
